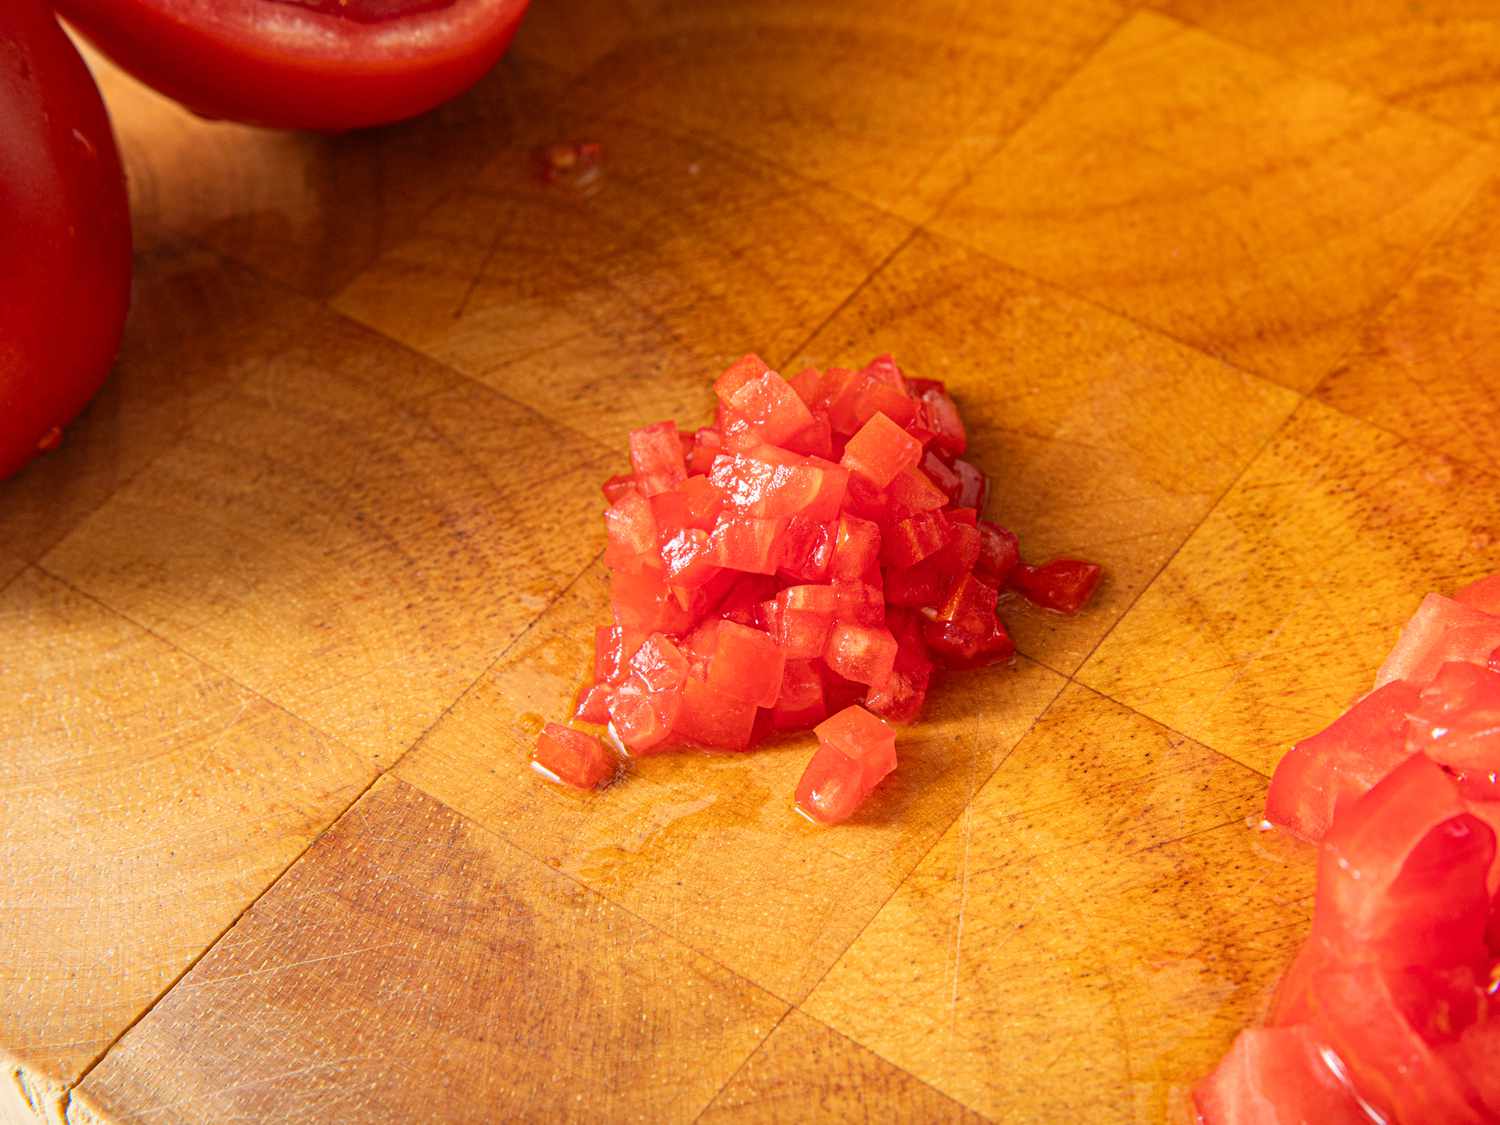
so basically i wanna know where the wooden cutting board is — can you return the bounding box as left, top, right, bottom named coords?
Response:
left=4, top=1, right=1499, bottom=1121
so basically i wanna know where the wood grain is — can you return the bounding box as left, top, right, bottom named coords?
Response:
left=0, top=569, right=373, bottom=1117
left=333, top=114, right=913, bottom=450
left=1316, top=166, right=1500, bottom=474
left=797, top=229, right=1299, bottom=674
left=42, top=311, right=613, bottom=766
left=80, top=41, right=567, bottom=298
left=72, top=776, right=786, bottom=1125
left=564, top=0, right=1129, bottom=223
left=1080, top=399, right=1500, bottom=776
left=803, top=684, right=1316, bottom=1123
left=1158, top=0, right=1500, bottom=142
left=699, top=1010, right=984, bottom=1124
left=933, top=11, right=1493, bottom=391
left=396, top=558, right=1067, bottom=1002
left=0, top=242, right=316, bottom=564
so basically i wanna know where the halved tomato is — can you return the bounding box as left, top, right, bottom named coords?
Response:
left=57, top=0, right=531, bottom=130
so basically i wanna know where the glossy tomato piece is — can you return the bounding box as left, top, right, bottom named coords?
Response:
left=795, top=705, right=898, bottom=824
left=823, top=622, right=898, bottom=687
left=610, top=566, right=693, bottom=634
left=1264, top=679, right=1423, bottom=843
left=533, top=723, right=615, bottom=789
left=975, top=521, right=1020, bottom=586
left=864, top=609, right=933, bottom=724
left=1456, top=575, right=1500, bottom=615
left=886, top=465, right=950, bottom=519
left=883, top=511, right=953, bottom=568
left=1193, top=1025, right=1370, bottom=1125
left=709, top=450, right=848, bottom=522
left=628, top=421, right=687, bottom=497
left=1, top=0, right=131, bottom=481
left=573, top=682, right=613, bottom=725
left=603, top=489, right=659, bottom=570
left=841, top=412, right=923, bottom=488
left=706, top=621, right=785, bottom=707
left=829, top=515, right=881, bottom=582
left=1376, top=594, right=1500, bottom=689
left=1010, top=559, right=1102, bottom=615
left=672, top=676, right=757, bottom=750
left=777, top=516, right=834, bottom=583
left=1407, top=662, right=1500, bottom=800
left=770, top=659, right=827, bottom=731
left=58, top=0, right=531, bottom=130
left=723, top=368, right=815, bottom=448
left=914, top=384, right=966, bottom=457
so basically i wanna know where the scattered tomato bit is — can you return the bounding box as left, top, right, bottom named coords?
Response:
left=527, top=353, right=1103, bottom=824
left=537, top=141, right=603, bottom=190
left=533, top=723, right=615, bottom=790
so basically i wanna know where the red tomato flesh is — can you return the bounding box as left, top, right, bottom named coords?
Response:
left=58, top=0, right=530, bottom=130
left=533, top=723, right=615, bottom=789
left=533, top=354, right=1100, bottom=822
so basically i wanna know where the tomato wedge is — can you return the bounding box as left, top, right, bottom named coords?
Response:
left=57, top=0, right=531, bottom=130
left=1, top=0, right=131, bottom=481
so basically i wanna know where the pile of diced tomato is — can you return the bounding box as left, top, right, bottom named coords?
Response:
left=1197, top=575, right=1500, bottom=1123
left=532, top=353, right=1101, bottom=824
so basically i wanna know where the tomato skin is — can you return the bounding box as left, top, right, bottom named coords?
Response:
left=56, top=0, right=531, bottom=131
left=1, top=0, right=131, bottom=481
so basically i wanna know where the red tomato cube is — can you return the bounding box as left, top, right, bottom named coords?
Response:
left=672, top=675, right=758, bottom=750
left=603, top=489, right=660, bottom=570
left=573, top=682, right=613, bottom=725
left=795, top=705, right=898, bottom=824
left=915, top=384, right=966, bottom=456
left=687, top=426, right=722, bottom=475
left=882, top=510, right=952, bottom=568
left=788, top=366, right=822, bottom=407
left=726, top=369, right=815, bottom=447
left=611, top=566, right=694, bottom=634
left=778, top=516, right=834, bottom=582
left=848, top=378, right=917, bottom=430
left=950, top=458, right=988, bottom=511
left=1374, top=593, right=1500, bottom=689
left=594, top=625, right=627, bottom=684
left=841, top=412, right=923, bottom=488
left=602, top=473, right=636, bottom=504
left=771, top=659, right=827, bottom=730
left=865, top=609, right=933, bottom=724
left=628, top=420, right=687, bottom=497
left=628, top=633, right=690, bottom=695
left=1406, top=661, right=1500, bottom=800
left=713, top=354, right=773, bottom=404
left=1010, top=559, right=1102, bottom=615
left=708, top=512, right=787, bottom=574
left=609, top=682, right=682, bottom=755
left=975, top=521, right=1019, bottom=585
left=1456, top=574, right=1500, bottom=614
left=830, top=514, right=881, bottom=582
left=920, top=450, right=961, bottom=499
left=824, top=622, right=898, bottom=686
left=707, top=620, right=786, bottom=707
left=886, top=465, right=949, bottom=519
left=783, top=411, right=834, bottom=459
left=533, top=723, right=616, bottom=789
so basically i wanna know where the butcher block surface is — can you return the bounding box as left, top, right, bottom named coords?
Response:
left=4, top=0, right=1500, bottom=1121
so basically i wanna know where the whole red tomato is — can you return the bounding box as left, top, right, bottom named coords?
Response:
left=1, top=0, right=131, bottom=482
left=57, top=0, right=532, bottom=131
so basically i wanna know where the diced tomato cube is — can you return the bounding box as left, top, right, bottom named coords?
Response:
left=661, top=528, right=720, bottom=589
left=687, top=426, right=722, bottom=475
left=628, top=633, right=689, bottom=694
left=533, top=723, right=616, bottom=789
left=864, top=609, right=933, bottom=724
left=859, top=354, right=906, bottom=390
left=824, top=622, right=898, bottom=686
left=975, top=521, right=1020, bottom=585
left=842, top=412, right=923, bottom=488
left=604, top=489, right=660, bottom=570
left=672, top=675, right=758, bottom=750
left=610, top=679, right=682, bottom=755
left=628, top=420, right=687, bottom=497
left=726, top=369, right=816, bottom=447
left=573, top=682, right=614, bottom=725
left=594, top=625, right=628, bottom=685
left=915, top=384, right=966, bottom=456
left=849, top=378, right=917, bottom=430
left=924, top=612, right=1014, bottom=670
left=795, top=705, right=898, bottom=824
left=706, top=620, right=786, bottom=706
left=611, top=566, right=695, bottom=634
left=830, top=514, right=881, bottom=582
left=778, top=515, right=834, bottom=582
left=769, top=585, right=836, bottom=660
left=841, top=474, right=891, bottom=525
left=884, top=559, right=950, bottom=608
left=1010, top=559, right=1102, bottom=615
left=936, top=573, right=999, bottom=631
left=920, top=450, right=961, bottom=499
left=716, top=404, right=759, bottom=453
left=783, top=411, right=834, bottom=459
left=771, top=659, right=827, bottom=730
left=602, top=473, right=636, bottom=504
left=713, top=354, right=773, bottom=405
left=709, top=450, right=849, bottom=522
left=948, top=507, right=978, bottom=527
left=1374, top=593, right=1500, bottom=689
left=1456, top=574, right=1500, bottom=614
left=883, top=510, right=952, bottom=568
left=833, top=581, right=886, bottom=626
left=708, top=512, right=787, bottom=574
left=717, top=573, right=781, bottom=627
left=788, top=366, right=823, bottom=407
left=886, top=465, right=949, bottom=519
left=949, top=458, right=987, bottom=511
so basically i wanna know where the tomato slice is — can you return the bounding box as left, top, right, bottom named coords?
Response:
left=1, top=0, right=131, bottom=481
left=1265, top=679, right=1422, bottom=843
left=1193, top=1025, right=1371, bottom=1125
left=1376, top=594, right=1500, bottom=690
left=1407, top=662, right=1500, bottom=801
left=57, top=0, right=530, bottom=130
